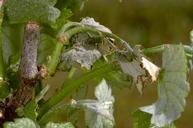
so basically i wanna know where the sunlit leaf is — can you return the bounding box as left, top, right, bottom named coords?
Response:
left=71, top=79, right=115, bottom=128
left=140, top=45, right=190, bottom=127
left=190, top=29, right=193, bottom=43
left=45, top=122, right=74, bottom=128
left=3, top=118, right=37, bottom=128
left=4, top=0, right=60, bottom=24
left=95, top=79, right=114, bottom=103
left=141, top=57, right=160, bottom=82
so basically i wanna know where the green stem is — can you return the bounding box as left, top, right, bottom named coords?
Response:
left=142, top=44, right=193, bottom=55
left=38, top=63, right=117, bottom=119
left=102, top=32, right=133, bottom=52
left=47, top=22, right=81, bottom=75
left=58, top=25, right=133, bottom=53
left=38, top=104, right=70, bottom=126
left=60, top=26, right=101, bottom=41
left=47, top=42, right=63, bottom=75
left=67, top=67, right=76, bottom=79
left=142, top=45, right=165, bottom=54
left=57, top=22, right=81, bottom=35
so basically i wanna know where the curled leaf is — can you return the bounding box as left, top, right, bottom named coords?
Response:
left=81, top=17, right=112, bottom=33
left=61, top=44, right=101, bottom=69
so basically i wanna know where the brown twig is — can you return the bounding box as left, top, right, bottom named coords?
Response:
left=0, top=23, right=40, bottom=124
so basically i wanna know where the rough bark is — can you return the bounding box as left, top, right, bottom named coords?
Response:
left=11, top=23, right=39, bottom=106
left=0, top=23, right=40, bottom=124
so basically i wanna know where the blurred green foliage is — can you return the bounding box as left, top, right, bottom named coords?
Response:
left=74, top=0, right=193, bottom=47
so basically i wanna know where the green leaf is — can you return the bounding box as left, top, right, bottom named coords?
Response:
left=36, top=85, right=50, bottom=102
left=38, top=64, right=117, bottom=119
left=4, top=0, right=60, bottom=24
left=2, top=22, right=24, bottom=65
left=38, top=34, right=63, bottom=75
left=56, top=0, right=87, bottom=11
left=16, top=99, right=38, bottom=121
left=23, top=99, right=38, bottom=121
left=38, top=34, right=56, bottom=65
left=133, top=110, right=151, bottom=128
left=3, top=118, right=37, bottom=128
left=51, top=8, right=73, bottom=30
left=103, top=70, right=132, bottom=88
left=140, top=45, right=190, bottom=127
left=3, top=118, right=74, bottom=128
left=45, top=122, right=74, bottom=128
left=0, top=81, right=10, bottom=98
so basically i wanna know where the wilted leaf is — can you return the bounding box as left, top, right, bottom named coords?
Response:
left=3, top=118, right=37, bottom=128
left=118, top=55, right=146, bottom=94
left=118, top=50, right=159, bottom=94
left=4, top=0, right=60, bottom=24
left=45, top=122, right=74, bottom=128
left=141, top=57, right=160, bottom=82
left=118, top=58, right=145, bottom=82
left=140, top=45, right=190, bottom=127
left=59, top=17, right=115, bottom=70
left=60, top=44, right=101, bottom=69
left=81, top=17, right=112, bottom=33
